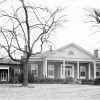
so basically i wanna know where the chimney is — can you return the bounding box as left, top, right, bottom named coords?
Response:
left=50, top=45, right=52, bottom=51
left=94, top=49, right=99, bottom=57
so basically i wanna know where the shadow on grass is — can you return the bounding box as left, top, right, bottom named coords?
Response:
left=0, top=84, right=35, bottom=88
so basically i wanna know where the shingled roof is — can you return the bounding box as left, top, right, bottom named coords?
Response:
left=0, top=58, right=20, bottom=64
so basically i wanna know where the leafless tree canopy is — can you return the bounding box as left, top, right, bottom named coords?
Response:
left=0, top=0, right=66, bottom=86
left=0, top=0, right=6, bottom=5
left=0, top=0, right=66, bottom=62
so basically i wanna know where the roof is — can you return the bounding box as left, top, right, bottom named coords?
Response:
left=31, top=43, right=97, bottom=59
left=31, top=50, right=54, bottom=58
left=0, top=58, right=20, bottom=64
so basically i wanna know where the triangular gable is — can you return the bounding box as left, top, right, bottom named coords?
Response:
left=44, top=43, right=97, bottom=60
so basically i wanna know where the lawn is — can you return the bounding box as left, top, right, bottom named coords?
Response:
left=0, top=84, right=100, bottom=100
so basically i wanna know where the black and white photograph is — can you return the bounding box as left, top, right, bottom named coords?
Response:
left=0, top=0, right=100, bottom=100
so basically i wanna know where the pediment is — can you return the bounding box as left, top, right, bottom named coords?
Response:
left=46, top=43, right=96, bottom=60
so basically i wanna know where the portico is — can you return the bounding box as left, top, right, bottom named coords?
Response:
left=30, top=43, right=100, bottom=81
left=43, top=58, right=97, bottom=80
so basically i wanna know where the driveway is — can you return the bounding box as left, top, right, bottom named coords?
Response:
left=0, top=84, right=100, bottom=100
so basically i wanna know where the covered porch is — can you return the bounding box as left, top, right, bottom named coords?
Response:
left=43, top=58, right=98, bottom=80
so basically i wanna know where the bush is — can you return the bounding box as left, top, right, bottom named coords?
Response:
left=63, top=77, right=74, bottom=84
left=93, top=78, right=100, bottom=85
left=33, top=78, right=64, bottom=84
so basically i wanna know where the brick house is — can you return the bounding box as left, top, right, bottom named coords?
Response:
left=28, top=43, right=100, bottom=81
left=0, top=59, right=21, bottom=83
left=1, top=43, right=100, bottom=83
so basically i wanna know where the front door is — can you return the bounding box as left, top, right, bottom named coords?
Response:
left=61, top=64, right=74, bottom=78
left=1, top=70, right=8, bottom=81
left=65, top=68, right=72, bottom=78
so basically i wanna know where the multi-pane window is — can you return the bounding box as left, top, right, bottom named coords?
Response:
left=80, top=66, right=86, bottom=77
left=1, top=71, right=7, bottom=81
left=96, top=67, right=100, bottom=77
left=48, top=65, right=54, bottom=78
left=31, top=64, right=38, bottom=77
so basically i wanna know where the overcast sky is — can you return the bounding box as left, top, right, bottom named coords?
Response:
left=1, top=0, right=100, bottom=54
left=28, top=0, right=100, bottom=54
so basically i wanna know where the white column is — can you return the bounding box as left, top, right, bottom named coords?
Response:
left=43, top=59, right=47, bottom=78
left=8, top=68, right=9, bottom=81
left=94, top=62, right=96, bottom=79
left=88, top=63, right=90, bottom=79
left=72, top=65, right=74, bottom=78
left=63, top=60, right=65, bottom=79
left=77, top=61, right=79, bottom=79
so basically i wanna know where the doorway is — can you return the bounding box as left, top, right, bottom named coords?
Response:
left=0, top=70, right=8, bottom=81
left=65, top=68, right=72, bottom=78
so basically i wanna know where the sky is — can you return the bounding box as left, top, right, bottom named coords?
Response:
left=1, top=0, right=100, bottom=55
left=28, top=0, right=100, bottom=54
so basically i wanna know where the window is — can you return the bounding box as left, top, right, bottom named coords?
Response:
left=1, top=71, right=7, bottom=81
left=14, top=68, right=20, bottom=78
left=31, top=64, right=38, bottom=77
left=96, top=67, right=100, bottom=77
left=48, top=65, right=54, bottom=78
left=80, top=66, right=86, bottom=78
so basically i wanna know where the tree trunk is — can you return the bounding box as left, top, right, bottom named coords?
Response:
left=22, top=58, right=29, bottom=87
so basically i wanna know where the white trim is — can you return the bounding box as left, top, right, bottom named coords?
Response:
left=46, top=58, right=95, bottom=62
left=8, top=68, right=9, bottom=81
left=0, top=66, right=9, bottom=81
left=63, top=60, right=65, bottom=78
left=43, top=59, right=47, bottom=77
left=77, top=61, right=79, bottom=79
left=0, top=66, right=9, bottom=70
left=94, top=62, right=96, bottom=79
left=88, top=63, right=91, bottom=79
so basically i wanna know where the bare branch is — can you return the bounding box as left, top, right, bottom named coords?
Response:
left=0, top=0, right=6, bottom=5
left=0, top=0, right=67, bottom=86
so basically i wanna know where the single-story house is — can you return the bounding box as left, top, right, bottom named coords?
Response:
left=29, top=43, right=100, bottom=81
left=0, top=59, right=22, bottom=83
left=0, top=43, right=100, bottom=83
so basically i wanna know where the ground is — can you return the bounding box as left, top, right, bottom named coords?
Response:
left=0, top=84, right=100, bottom=100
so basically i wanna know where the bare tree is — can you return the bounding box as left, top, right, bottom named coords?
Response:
left=0, top=0, right=66, bottom=86
left=85, top=8, right=100, bottom=34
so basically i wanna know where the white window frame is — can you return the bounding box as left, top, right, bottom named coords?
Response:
left=0, top=66, right=9, bottom=81
left=48, top=65, right=54, bottom=78
left=31, top=64, right=38, bottom=77
left=80, top=66, right=86, bottom=79
left=1, top=71, right=7, bottom=81
left=96, top=67, right=100, bottom=78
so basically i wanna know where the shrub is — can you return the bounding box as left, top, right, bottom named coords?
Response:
left=63, top=77, right=74, bottom=84
left=93, top=78, right=100, bottom=85
left=33, top=78, right=64, bottom=84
